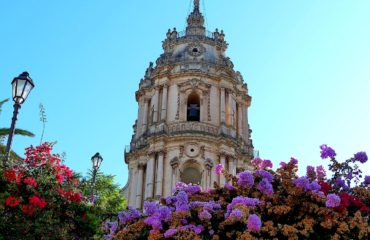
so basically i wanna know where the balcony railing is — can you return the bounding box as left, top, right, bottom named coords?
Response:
left=177, top=30, right=215, bottom=39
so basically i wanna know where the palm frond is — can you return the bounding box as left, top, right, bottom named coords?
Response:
left=0, top=128, right=35, bottom=137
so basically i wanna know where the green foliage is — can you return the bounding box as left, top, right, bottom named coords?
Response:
left=80, top=170, right=127, bottom=218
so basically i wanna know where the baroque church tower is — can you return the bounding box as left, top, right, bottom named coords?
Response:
left=123, top=1, right=253, bottom=208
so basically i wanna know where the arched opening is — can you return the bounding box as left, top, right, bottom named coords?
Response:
left=187, top=92, right=200, bottom=121
left=180, top=166, right=202, bottom=185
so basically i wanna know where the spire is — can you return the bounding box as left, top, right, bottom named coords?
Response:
left=194, top=0, right=200, bottom=12
left=186, top=0, right=205, bottom=36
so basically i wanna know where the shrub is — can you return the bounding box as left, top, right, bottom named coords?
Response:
left=0, top=143, right=96, bottom=239
left=104, top=145, right=370, bottom=240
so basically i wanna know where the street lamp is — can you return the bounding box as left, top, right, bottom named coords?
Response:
left=90, top=152, right=103, bottom=204
left=3, top=72, right=34, bottom=167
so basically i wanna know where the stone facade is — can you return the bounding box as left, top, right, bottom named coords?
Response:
left=123, top=1, right=253, bottom=208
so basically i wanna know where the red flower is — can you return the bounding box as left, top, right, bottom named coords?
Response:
left=82, top=212, right=87, bottom=221
left=319, top=181, right=332, bottom=195
left=55, top=173, right=65, bottom=183
left=22, top=205, right=35, bottom=216
left=5, top=196, right=20, bottom=207
left=29, top=195, right=47, bottom=209
left=71, top=193, right=82, bottom=203
left=23, top=177, right=38, bottom=187
left=4, top=170, right=20, bottom=183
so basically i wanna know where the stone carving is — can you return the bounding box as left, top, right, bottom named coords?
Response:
left=175, top=88, right=180, bottom=120
left=168, top=122, right=219, bottom=136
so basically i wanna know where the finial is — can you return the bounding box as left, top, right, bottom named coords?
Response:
left=194, top=0, right=200, bottom=11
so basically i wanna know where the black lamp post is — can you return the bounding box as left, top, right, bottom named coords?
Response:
left=3, top=72, right=34, bottom=167
left=91, top=152, right=103, bottom=203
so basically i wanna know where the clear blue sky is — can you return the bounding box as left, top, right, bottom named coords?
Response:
left=1, top=0, right=369, bottom=187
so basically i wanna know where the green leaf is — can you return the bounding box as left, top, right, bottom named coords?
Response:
left=0, top=128, right=35, bottom=137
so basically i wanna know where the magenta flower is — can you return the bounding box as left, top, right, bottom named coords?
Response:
left=215, top=164, right=224, bottom=175
left=247, top=214, right=262, bottom=232
left=289, top=157, right=298, bottom=165
left=354, top=151, right=368, bottom=163
left=260, top=159, right=273, bottom=169
left=320, top=144, right=336, bottom=159
left=326, top=194, right=341, bottom=208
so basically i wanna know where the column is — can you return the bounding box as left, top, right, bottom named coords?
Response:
left=243, top=104, right=248, bottom=140
left=135, top=165, right=144, bottom=209
left=128, top=168, right=136, bottom=206
left=141, top=99, right=148, bottom=135
left=155, top=152, right=164, bottom=198
left=145, top=154, right=155, bottom=199
left=170, top=157, right=179, bottom=191
left=220, top=88, right=226, bottom=123
left=228, top=93, right=233, bottom=126
left=153, top=88, right=159, bottom=124
left=161, top=85, right=168, bottom=122
left=136, top=99, right=144, bottom=138
left=233, top=158, right=237, bottom=175
left=220, top=154, right=226, bottom=186
left=237, top=103, right=243, bottom=137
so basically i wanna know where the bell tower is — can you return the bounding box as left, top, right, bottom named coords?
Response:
left=123, top=1, right=254, bottom=208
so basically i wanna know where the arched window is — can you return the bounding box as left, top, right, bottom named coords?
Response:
left=187, top=92, right=200, bottom=121
left=180, top=167, right=202, bottom=185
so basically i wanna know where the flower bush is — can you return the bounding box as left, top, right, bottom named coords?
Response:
left=104, top=145, right=370, bottom=240
left=0, top=143, right=97, bottom=239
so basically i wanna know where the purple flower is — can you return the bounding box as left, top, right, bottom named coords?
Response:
left=237, top=171, right=254, bottom=188
left=209, top=229, right=215, bottom=235
left=307, top=181, right=321, bottom=191
left=118, top=206, right=141, bottom=224
left=251, top=157, right=263, bottom=168
left=215, top=164, right=224, bottom=175
left=320, top=144, right=336, bottom=159
left=290, top=157, right=298, bottom=165
left=364, top=176, right=370, bottom=184
left=279, top=161, right=287, bottom=167
left=109, top=221, right=118, bottom=234
left=158, top=206, right=171, bottom=222
left=293, top=176, right=310, bottom=190
left=326, top=194, right=341, bottom=208
left=184, top=184, right=201, bottom=195
left=103, top=234, right=113, bottom=240
left=144, top=201, right=158, bottom=216
left=199, top=210, right=212, bottom=220
left=175, top=182, right=187, bottom=191
left=165, top=196, right=176, bottom=205
left=247, top=214, right=262, bottom=232
left=335, top=178, right=345, bottom=188
left=306, top=165, right=316, bottom=179
left=257, top=178, right=274, bottom=195
left=316, top=165, right=326, bottom=180
left=164, top=229, right=177, bottom=238
left=260, top=159, right=273, bottom=169
left=229, top=209, right=242, bottom=220
left=224, top=183, right=235, bottom=190
left=255, top=170, right=273, bottom=182
left=354, top=151, right=368, bottom=163
left=226, top=196, right=260, bottom=217
left=175, top=191, right=189, bottom=212
left=144, top=214, right=162, bottom=230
